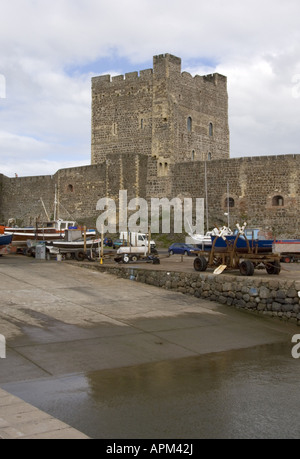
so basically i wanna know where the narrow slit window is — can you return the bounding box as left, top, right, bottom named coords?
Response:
left=187, top=117, right=192, bottom=132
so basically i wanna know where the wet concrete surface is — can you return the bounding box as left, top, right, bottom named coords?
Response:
left=1, top=254, right=300, bottom=438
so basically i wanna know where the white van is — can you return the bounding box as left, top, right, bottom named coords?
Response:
left=119, top=232, right=156, bottom=249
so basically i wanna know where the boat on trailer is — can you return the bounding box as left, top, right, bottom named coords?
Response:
left=5, top=219, right=96, bottom=248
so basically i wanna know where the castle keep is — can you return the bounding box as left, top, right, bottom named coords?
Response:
left=0, top=54, right=299, bottom=237
left=91, top=53, right=229, bottom=166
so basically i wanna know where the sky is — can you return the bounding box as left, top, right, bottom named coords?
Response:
left=1, top=0, right=300, bottom=177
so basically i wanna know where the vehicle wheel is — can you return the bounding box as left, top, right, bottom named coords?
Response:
left=169, top=250, right=174, bottom=256
left=184, top=251, right=189, bottom=256
left=131, top=255, right=138, bottom=262
left=123, top=255, right=130, bottom=264
left=239, top=260, right=254, bottom=276
left=75, top=250, right=86, bottom=261
left=194, top=256, right=208, bottom=272
left=266, top=260, right=281, bottom=275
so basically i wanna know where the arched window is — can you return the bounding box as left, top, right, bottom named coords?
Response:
left=209, top=122, right=213, bottom=136
left=67, top=184, right=74, bottom=193
left=187, top=116, right=192, bottom=132
left=208, top=152, right=212, bottom=161
left=192, top=150, right=195, bottom=161
left=272, top=195, right=284, bottom=206
left=225, top=197, right=235, bottom=208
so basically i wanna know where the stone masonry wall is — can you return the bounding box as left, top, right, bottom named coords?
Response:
left=80, top=263, right=300, bottom=326
left=0, top=153, right=299, bottom=236
left=0, top=174, right=55, bottom=226
left=168, top=154, right=300, bottom=237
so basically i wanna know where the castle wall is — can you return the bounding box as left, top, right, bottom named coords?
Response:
left=168, top=154, right=300, bottom=237
left=0, top=174, right=55, bottom=226
left=1, top=154, right=299, bottom=238
left=56, top=154, right=148, bottom=226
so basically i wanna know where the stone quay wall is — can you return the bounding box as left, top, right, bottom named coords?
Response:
left=81, top=263, right=300, bottom=325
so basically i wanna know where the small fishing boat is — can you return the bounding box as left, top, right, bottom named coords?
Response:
left=0, top=233, right=13, bottom=248
left=212, top=226, right=300, bottom=253
left=5, top=219, right=96, bottom=248
left=46, top=237, right=101, bottom=251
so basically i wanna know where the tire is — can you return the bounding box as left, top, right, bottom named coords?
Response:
left=131, top=255, right=138, bottom=262
left=266, top=260, right=281, bottom=275
left=123, top=255, right=130, bottom=264
left=75, top=250, right=86, bottom=261
left=169, top=250, right=174, bottom=256
left=239, top=260, right=254, bottom=276
left=184, top=251, right=189, bottom=256
left=194, top=256, right=208, bottom=272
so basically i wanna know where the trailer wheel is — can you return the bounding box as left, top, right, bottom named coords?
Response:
left=239, top=260, right=254, bottom=276
left=75, top=250, right=86, bottom=261
left=123, top=255, right=130, bottom=264
left=131, top=255, right=138, bottom=262
left=266, top=260, right=281, bottom=275
left=194, top=256, right=208, bottom=272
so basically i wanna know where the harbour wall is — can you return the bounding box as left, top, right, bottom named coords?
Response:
left=78, top=263, right=300, bottom=325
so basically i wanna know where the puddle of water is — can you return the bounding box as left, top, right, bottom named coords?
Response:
left=2, top=341, right=300, bottom=439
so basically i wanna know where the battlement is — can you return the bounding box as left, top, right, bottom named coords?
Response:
left=92, top=54, right=226, bottom=93
left=92, top=68, right=153, bottom=90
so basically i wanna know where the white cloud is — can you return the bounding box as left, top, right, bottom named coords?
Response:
left=0, top=0, right=300, bottom=176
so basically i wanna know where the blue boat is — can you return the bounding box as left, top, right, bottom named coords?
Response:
left=0, top=233, right=13, bottom=247
left=212, top=228, right=300, bottom=253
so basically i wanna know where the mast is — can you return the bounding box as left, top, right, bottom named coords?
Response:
left=54, top=184, right=58, bottom=221
left=204, top=161, right=209, bottom=232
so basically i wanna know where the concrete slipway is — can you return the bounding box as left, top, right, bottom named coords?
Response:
left=0, top=254, right=299, bottom=439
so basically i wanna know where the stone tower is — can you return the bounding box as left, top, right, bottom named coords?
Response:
left=91, top=53, right=230, bottom=171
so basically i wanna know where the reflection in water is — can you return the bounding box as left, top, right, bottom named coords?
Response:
left=3, top=342, right=300, bottom=438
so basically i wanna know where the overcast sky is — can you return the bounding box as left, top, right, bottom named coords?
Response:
left=1, top=0, right=300, bottom=177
